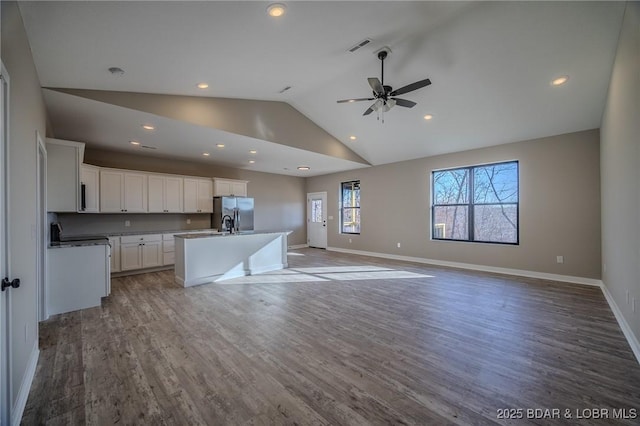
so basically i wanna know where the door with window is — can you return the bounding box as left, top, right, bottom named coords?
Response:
left=307, top=192, right=327, bottom=249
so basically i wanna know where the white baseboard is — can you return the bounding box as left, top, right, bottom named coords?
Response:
left=327, top=247, right=602, bottom=287
left=12, top=343, right=39, bottom=426
left=601, top=283, right=640, bottom=364
left=288, top=244, right=308, bottom=250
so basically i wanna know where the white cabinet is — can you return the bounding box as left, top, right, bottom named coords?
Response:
left=109, top=237, right=121, bottom=273
left=47, top=244, right=109, bottom=316
left=213, top=178, right=248, bottom=197
left=100, top=169, right=148, bottom=213
left=120, top=234, right=163, bottom=271
left=80, top=164, right=100, bottom=213
left=148, top=175, right=183, bottom=213
left=184, top=178, right=213, bottom=213
left=162, top=233, right=175, bottom=266
left=46, top=139, right=85, bottom=212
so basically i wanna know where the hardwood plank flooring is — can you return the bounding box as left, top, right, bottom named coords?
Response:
left=22, top=248, right=640, bottom=425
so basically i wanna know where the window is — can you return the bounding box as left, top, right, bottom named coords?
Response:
left=311, top=199, right=323, bottom=223
left=432, top=161, right=518, bottom=244
left=341, top=180, right=360, bottom=234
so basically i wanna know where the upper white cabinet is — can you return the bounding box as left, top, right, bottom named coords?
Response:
left=79, top=164, right=100, bottom=213
left=148, top=175, right=183, bottom=213
left=184, top=178, right=213, bottom=213
left=100, top=169, right=148, bottom=213
left=46, top=139, right=85, bottom=212
left=213, top=178, right=248, bottom=197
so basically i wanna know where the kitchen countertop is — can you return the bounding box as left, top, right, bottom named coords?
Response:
left=60, top=228, right=216, bottom=239
left=49, top=239, right=111, bottom=249
left=175, top=231, right=290, bottom=239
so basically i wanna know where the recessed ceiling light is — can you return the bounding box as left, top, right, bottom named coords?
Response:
left=141, top=124, right=155, bottom=131
left=130, top=140, right=140, bottom=146
left=249, top=160, right=256, bottom=164
left=349, top=135, right=357, bottom=141
left=551, top=76, right=569, bottom=86
left=297, top=166, right=310, bottom=171
left=202, top=152, right=210, bottom=157
left=216, top=144, right=225, bottom=148
left=267, top=3, right=286, bottom=17
left=423, top=114, right=433, bottom=121
left=249, top=150, right=257, bottom=154
left=196, top=83, right=209, bottom=89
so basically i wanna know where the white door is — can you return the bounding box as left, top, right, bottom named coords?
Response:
left=307, top=192, right=327, bottom=249
left=164, top=177, right=183, bottom=213
left=0, top=61, right=11, bottom=425
left=123, top=172, right=147, bottom=213
left=99, top=170, right=124, bottom=212
left=183, top=178, right=198, bottom=212
left=147, top=175, right=165, bottom=213
left=36, top=135, right=47, bottom=321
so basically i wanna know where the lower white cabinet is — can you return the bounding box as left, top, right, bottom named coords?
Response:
left=120, top=234, right=163, bottom=271
left=109, top=237, right=121, bottom=272
left=163, top=233, right=175, bottom=266
left=47, top=244, right=110, bottom=316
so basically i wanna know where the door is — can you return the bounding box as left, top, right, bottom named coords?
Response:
left=307, top=192, right=327, bottom=249
left=147, top=175, right=165, bottom=213
left=100, top=170, right=124, bottom=212
left=36, top=135, right=47, bottom=321
left=183, top=178, right=198, bottom=212
left=123, top=172, right=147, bottom=213
left=196, top=179, right=213, bottom=213
left=164, top=177, right=183, bottom=213
left=141, top=242, right=162, bottom=268
left=120, top=244, right=142, bottom=271
left=80, top=164, right=99, bottom=213
left=1, top=61, right=11, bottom=425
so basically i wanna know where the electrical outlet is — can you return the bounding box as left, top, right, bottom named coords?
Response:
left=125, top=220, right=131, bottom=227
left=556, top=256, right=564, bottom=264
left=328, top=215, right=334, bottom=220
left=187, top=219, right=191, bottom=224
left=349, top=238, right=352, bottom=243
left=397, top=242, right=401, bottom=248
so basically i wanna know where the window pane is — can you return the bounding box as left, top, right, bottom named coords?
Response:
left=473, top=204, right=518, bottom=243
left=433, top=169, right=469, bottom=205
left=473, top=162, right=518, bottom=204
left=342, top=208, right=360, bottom=233
left=433, top=206, right=468, bottom=239
left=342, top=181, right=360, bottom=207
left=311, top=199, right=322, bottom=223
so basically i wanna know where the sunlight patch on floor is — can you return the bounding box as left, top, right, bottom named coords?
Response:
left=217, top=264, right=434, bottom=285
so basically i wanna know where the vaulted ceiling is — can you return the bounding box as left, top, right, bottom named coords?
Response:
left=19, top=1, right=625, bottom=176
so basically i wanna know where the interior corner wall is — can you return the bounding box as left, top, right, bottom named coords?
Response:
left=306, top=129, right=601, bottom=280
left=82, top=148, right=307, bottom=245
left=2, top=0, right=48, bottom=416
left=600, top=2, right=640, bottom=342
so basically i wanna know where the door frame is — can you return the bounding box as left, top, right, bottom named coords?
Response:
left=306, top=191, right=328, bottom=249
left=36, top=133, right=47, bottom=321
left=1, top=59, right=12, bottom=426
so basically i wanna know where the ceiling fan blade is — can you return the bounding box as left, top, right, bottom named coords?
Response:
left=337, top=97, right=375, bottom=104
left=363, top=106, right=375, bottom=116
left=389, top=78, right=431, bottom=96
left=368, top=77, right=384, bottom=95
left=392, top=98, right=417, bottom=108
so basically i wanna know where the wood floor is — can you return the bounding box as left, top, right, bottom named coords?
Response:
left=22, top=248, right=640, bottom=425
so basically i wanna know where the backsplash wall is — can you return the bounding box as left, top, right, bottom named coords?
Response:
left=56, top=213, right=212, bottom=236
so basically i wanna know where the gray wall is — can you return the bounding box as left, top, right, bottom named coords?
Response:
left=56, top=213, right=212, bottom=236
left=307, top=129, right=601, bottom=279
left=600, top=3, right=640, bottom=343
left=2, top=0, right=48, bottom=414
left=81, top=149, right=307, bottom=245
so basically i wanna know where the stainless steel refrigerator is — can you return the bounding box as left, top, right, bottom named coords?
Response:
left=212, top=196, right=254, bottom=233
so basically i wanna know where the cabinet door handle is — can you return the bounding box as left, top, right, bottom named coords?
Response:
left=1, top=277, right=20, bottom=291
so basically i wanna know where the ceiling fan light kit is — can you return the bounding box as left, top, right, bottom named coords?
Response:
left=337, top=47, right=431, bottom=122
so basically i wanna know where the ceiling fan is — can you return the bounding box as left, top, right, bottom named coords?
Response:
left=337, top=48, right=431, bottom=120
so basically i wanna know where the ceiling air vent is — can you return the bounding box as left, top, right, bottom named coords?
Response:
left=140, top=145, right=157, bottom=150
left=348, top=38, right=371, bottom=53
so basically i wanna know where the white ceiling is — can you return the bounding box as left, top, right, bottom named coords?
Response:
left=19, top=1, right=625, bottom=175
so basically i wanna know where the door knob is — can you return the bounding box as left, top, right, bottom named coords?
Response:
left=1, top=277, right=20, bottom=291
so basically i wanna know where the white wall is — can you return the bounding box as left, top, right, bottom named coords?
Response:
left=600, top=2, right=640, bottom=344
left=1, top=0, right=48, bottom=416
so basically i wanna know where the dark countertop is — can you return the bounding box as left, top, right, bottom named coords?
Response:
left=48, top=239, right=111, bottom=249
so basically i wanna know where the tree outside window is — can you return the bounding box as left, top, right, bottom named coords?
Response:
left=341, top=180, right=360, bottom=234
left=432, top=161, right=518, bottom=244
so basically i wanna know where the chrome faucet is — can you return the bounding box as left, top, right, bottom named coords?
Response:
left=221, top=215, right=234, bottom=233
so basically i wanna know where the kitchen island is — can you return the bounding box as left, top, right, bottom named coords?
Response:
left=174, top=231, right=291, bottom=287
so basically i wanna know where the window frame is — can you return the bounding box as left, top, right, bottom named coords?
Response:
left=431, top=160, right=519, bottom=245
left=340, top=180, right=361, bottom=235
